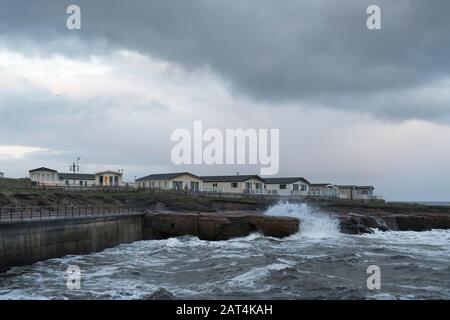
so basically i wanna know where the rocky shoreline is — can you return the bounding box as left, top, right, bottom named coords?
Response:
left=143, top=211, right=299, bottom=240
left=143, top=201, right=450, bottom=238
left=314, top=202, right=450, bottom=234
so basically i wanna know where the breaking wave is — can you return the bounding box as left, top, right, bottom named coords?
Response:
left=264, top=202, right=341, bottom=238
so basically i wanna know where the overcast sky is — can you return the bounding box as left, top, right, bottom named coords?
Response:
left=1, top=0, right=450, bottom=200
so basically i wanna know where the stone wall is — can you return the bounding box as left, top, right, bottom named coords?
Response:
left=0, top=214, right=143, bottom=272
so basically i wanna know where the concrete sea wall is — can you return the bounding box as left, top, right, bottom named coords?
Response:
left=0, top=214, right=143, bottom=272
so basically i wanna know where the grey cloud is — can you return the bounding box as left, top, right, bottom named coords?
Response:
left=0, top=88, right=172, bottom=169
left=1, top=0, right=450, bottom=120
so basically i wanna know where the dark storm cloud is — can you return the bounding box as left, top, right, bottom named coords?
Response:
left=1, top=0, right=450, bottom=119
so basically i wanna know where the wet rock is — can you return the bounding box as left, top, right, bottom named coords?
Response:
left=248, top=215, right=300, bottom=238
left=339, top=216, right=371, bottom=234
left=153, top=202, right=167, bottom=211
left=389, top=214, right=450, bottom=231
left=143, top=212, right=299, bottom=240
left=339, top=218, right=372, bottom=235
left=143, top=288, right=177, bottom=300
left=143, top=213, right=198, bottom=239
left=338, top=214, right=389, bottom=235
left=198, top=216, right=232, bottom=240
left=209, top=199, right=275, bottom=211
left=198, top=215, right=249, bottom=240
left=337, top=211, right=450, bottom=235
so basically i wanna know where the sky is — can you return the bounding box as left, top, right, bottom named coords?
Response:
left=0, top=0, right=450, bottom=201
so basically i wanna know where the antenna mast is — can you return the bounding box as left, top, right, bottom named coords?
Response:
left=70, top=157, right=80, bottom=174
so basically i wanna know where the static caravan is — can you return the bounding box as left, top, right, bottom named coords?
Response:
left=337, top=185, right=376, bottom=200
left=202, top=175, right=265, bottom=194
left=58, top=173, right=96, bottom=187
left=95, top=171, right=124, bottom=187
left=354, top=186, right=375, bottom=200
left=136, top=172, right=203, bottom=191
left=28, top=167, right=59, bottom=186
left=264, top=177, right=310, bottom=196
left=309, top=183, right=339, bottom=198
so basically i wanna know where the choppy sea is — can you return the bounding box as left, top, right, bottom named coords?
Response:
left=1, top=203, right=449, bottom=300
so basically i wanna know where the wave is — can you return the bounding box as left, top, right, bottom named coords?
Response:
left=264, top=202, right=341, bottom=239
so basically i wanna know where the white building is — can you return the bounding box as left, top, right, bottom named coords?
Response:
left=95, top=171, right=124, bottom=187
left=29, top=167, right=124, bottom=187
left=58, top=173, right=96, bottom=187
left=309, top=183, right=339, bottom=198
left=263, top=177, right=310, bottom=196
left=202, top=175, right=265, bottom=194
left=337, top=185, right=377, bottom=200
left=354, top=186, right=376, bottom=200
left=136, top=172, right=203, bottom=191
left=29, top=167, right=59, bottom=186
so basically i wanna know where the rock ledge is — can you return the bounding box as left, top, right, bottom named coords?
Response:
left=143, top=212, right=299, bottom=240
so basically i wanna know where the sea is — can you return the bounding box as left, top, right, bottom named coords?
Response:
left=0, top=202, right=449, bottom=300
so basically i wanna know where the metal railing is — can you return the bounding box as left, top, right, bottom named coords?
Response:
left=180, top=190, right=288, bottom=200
left=136, top=188, right=339, bottom=200
left=0, top=205, right=144, bottom=221
left=20, top=184, right=377, bottom=199
left=31, top=185, right=138, bottom=192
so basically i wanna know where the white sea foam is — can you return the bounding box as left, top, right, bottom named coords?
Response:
left=361, top=229, right=450, bottom=246
left=228, top=262, right=292, bottom=288
left=264, top=202, right=341, bottom=238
